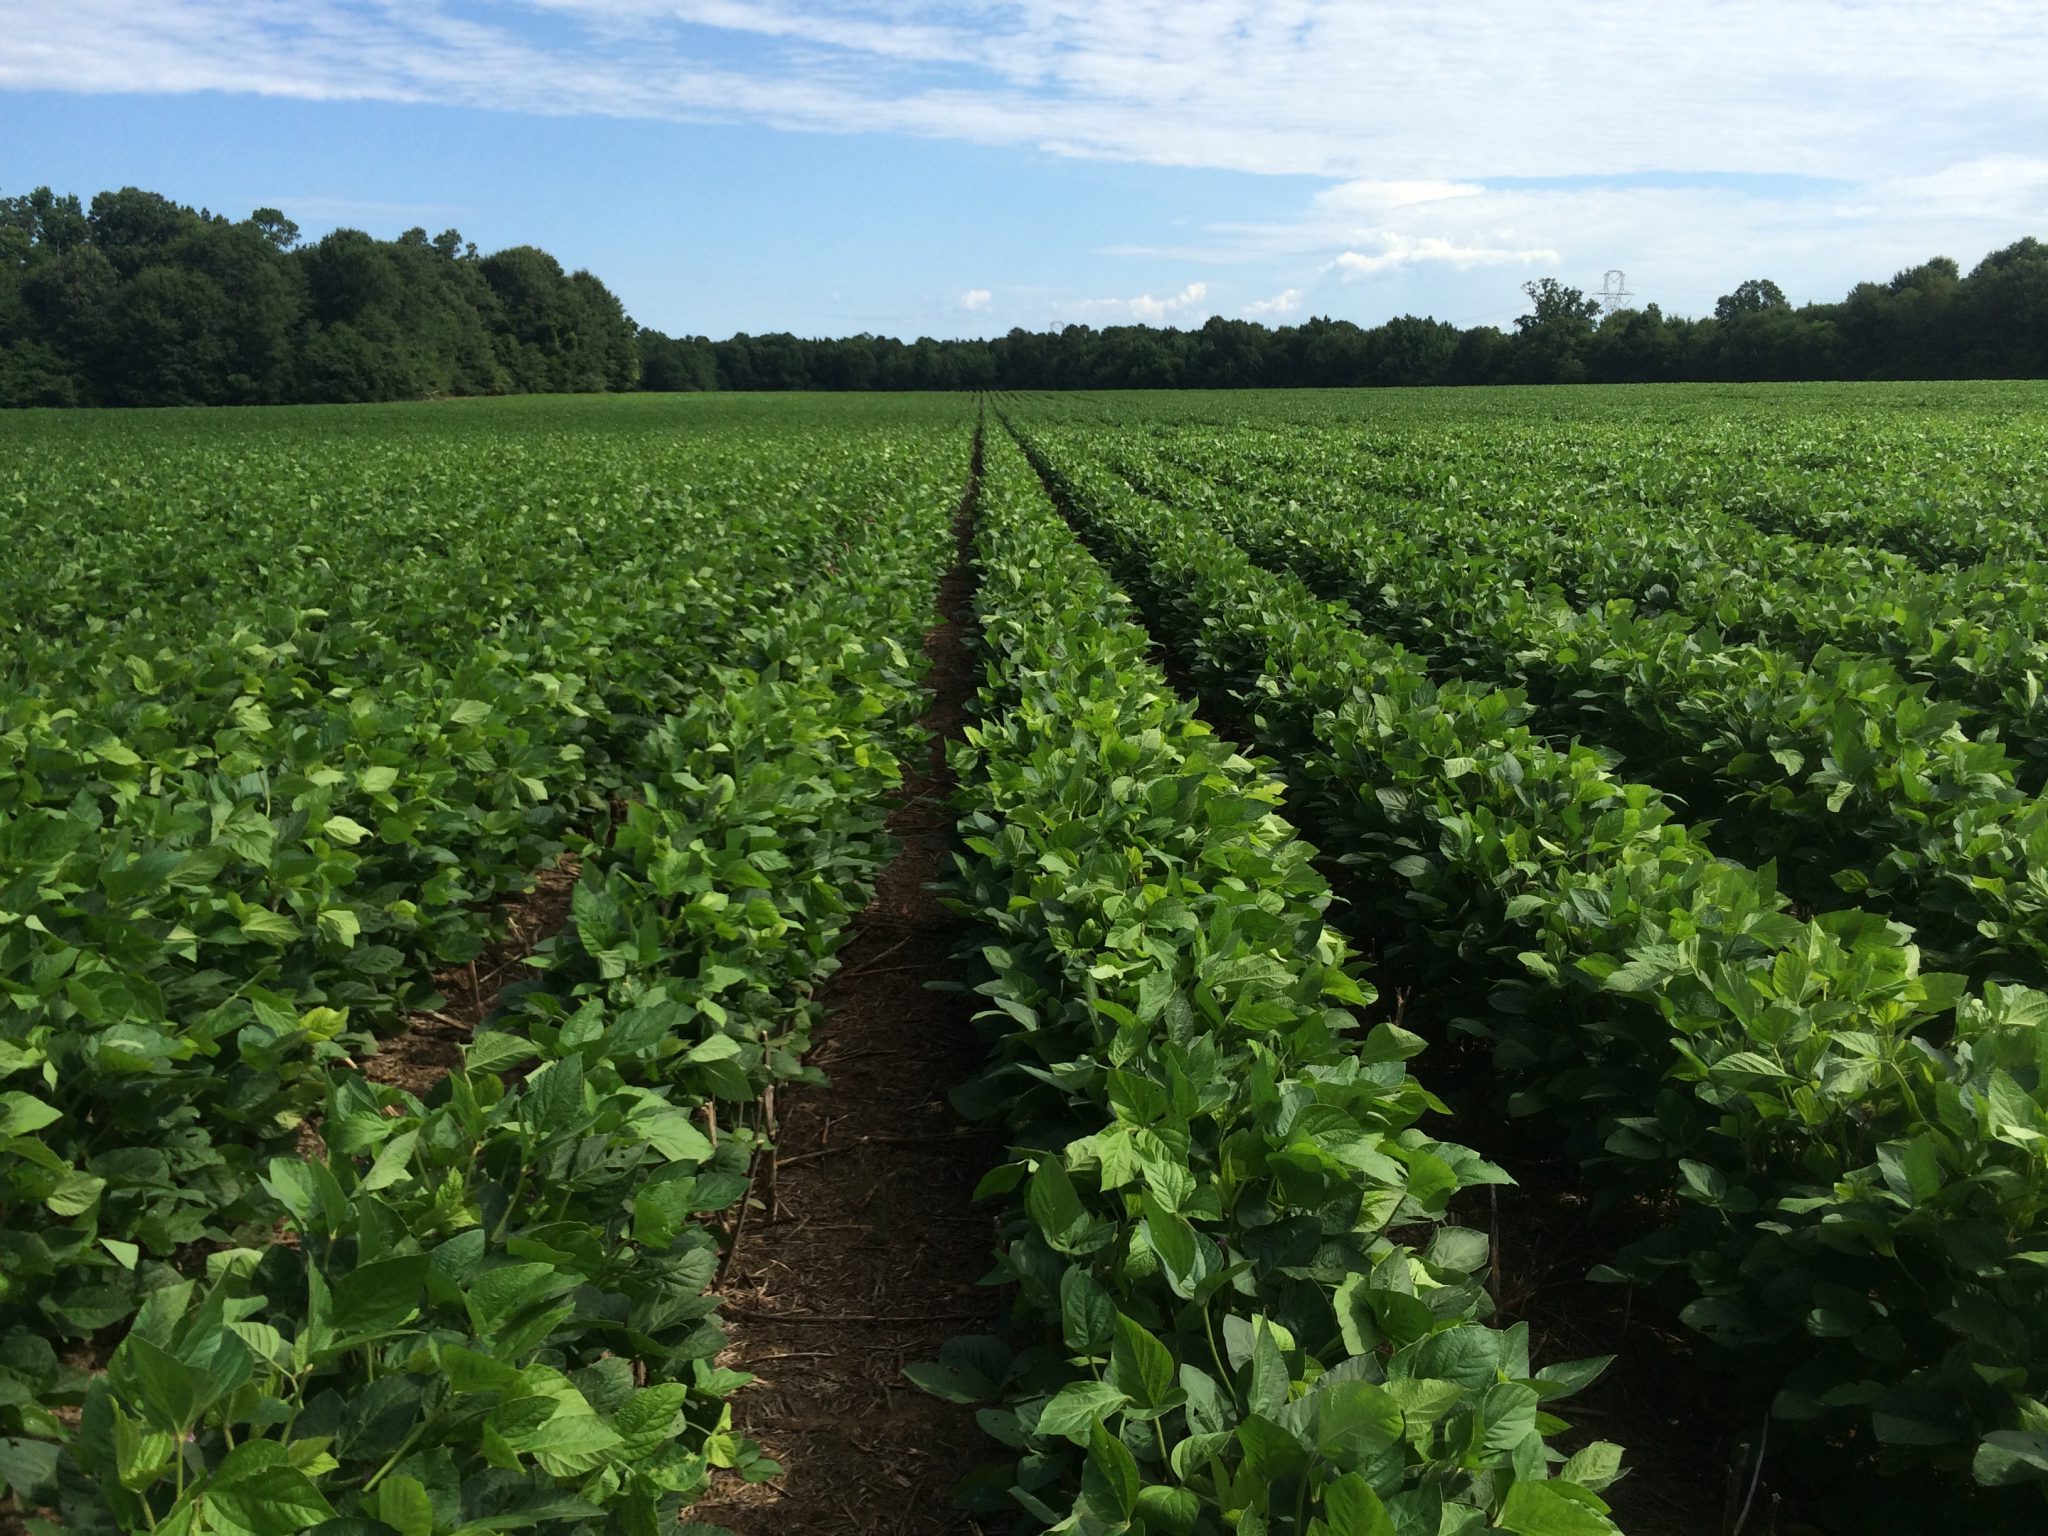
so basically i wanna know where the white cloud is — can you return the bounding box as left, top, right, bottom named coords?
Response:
left=1313, top=180, right=1488, bottom=214
left=1065, top=281, right=1210, bottom=323
left=1241, top=288, right=1304, bottom=319
left=5, top=2, right=2045, bottom=186
left=1089, top=148, right=2048, bottom=322
left=1331, top=236, right=1559, bottom=279
left=1879, top=154, right=2048, bottom=211
left=7, top=2, right=2048, bottom=327
left=961, top=288, right=992, bottom=310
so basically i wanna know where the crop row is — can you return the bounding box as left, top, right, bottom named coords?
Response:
left=1008, top=414, right=2048, bottom=1527
left=1141, top=425, right=2048, bottom=783
left=1009, top=386, right=2048, bottom=568
left=0, top=463, right=869, bottom=1357
left=1096, top=393, right=2048, bottom=569
left=1, top=412, right=966, bottom=1328
left=0, top=410, right=966, bottom=1531
left=915, top=428, right=1625, bottom=1535
left=1092, top=434, right=2048, bottom=986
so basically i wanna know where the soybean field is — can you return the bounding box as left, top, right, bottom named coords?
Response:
left=5, top=381, right=2048, bottom=1536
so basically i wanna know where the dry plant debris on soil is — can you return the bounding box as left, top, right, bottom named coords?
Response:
left=693, top=506, right=1002, bottom=1536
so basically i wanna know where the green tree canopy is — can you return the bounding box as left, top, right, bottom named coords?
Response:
left=0, top=184, right=635, bottom=406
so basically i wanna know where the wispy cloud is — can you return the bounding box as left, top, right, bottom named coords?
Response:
left=1089, top=152, right=2048, bottom=320
left=1330, top=236, right=1559, bottom=279
left=5, top=2, right=2045, bottom=184
left=1879, top=154, right=2048, bottom=212
left=7, top=2, right=2047, bottom=329
left=1315, top=180, right=1489, bottom=214
left=1241, top=287, right=1304, bottom=318
left=1066, top=281, right=1211, bottom=323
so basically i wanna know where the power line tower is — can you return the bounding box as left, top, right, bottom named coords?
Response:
left=1594, top=269, right=1634, bottom=318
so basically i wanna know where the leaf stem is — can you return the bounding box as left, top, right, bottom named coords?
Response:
left=363, top=1415, right=433, bottom=1494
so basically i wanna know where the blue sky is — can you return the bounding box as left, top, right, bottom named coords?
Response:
left=4, top=2, right=2047, bottom=340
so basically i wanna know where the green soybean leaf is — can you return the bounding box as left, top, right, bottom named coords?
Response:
left=1314, top=1379, right=1403, bottom=1470
left=1081, top=1419, right=1139, bottom=1522
left=524, top=1053, right=588, bottom=1136
left=1038, top=1380, right=1129, bottom=1441
left=1319, top=1471, right=1396, bottom=1536
left=1975, top=1430, right=2048, bottom=1487
left=1495, top=1480, right=1618, bottom=1536
left=0, top=1437, right=60, bottom=1502
left=332, top=1253, right=429, bottom=1336
left=1248, top=1320, right=1289, bottom=1418
left=207, top=1442, right=338, bottom=1534
left=1558, top=1442, right=1627, bottom=1492
left=1139, top=1190, right=1201, bottom=1299
left=368, top=1474, right=435, bottom=1536
left=116, top=1334, right=206, bottom=1434
left=1134, top=1483, right=1201, bottom=1535
left=1109, top=1313, right=1178, bottom=1416
left=1061, top=1265, right=1117, bottom=1355
left=1025, top=1156, right=1100, bottom=1255
left=359, top=1129, right=418, bottom=1192
left=904, top=1336, right=1008, bottom=1406
left=0, top=1093, right=61, bottom=1138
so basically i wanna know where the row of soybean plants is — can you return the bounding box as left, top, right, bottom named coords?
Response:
left=1030, top=383, right=2048, bottom=570
left=1211, top=392, right=2048, bottom=570
left=0, top=404, right=966, bottom=1532
left=1082, top=398, right=2048, bottom=780
left=915, top=428, right=1626, bottom=1536
left=1008, top=415, right=2048, bottom=1527
left=1093, top=430, right=2048, bottom=988
left=1147, top=421, right=2048, bottom=776
left=0, top=414, right=878, bottom=1362
left=1626, top=411, right=2048, bottom=569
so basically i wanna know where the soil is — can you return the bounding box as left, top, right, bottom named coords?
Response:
left=362, top=852, right=581, bottom=1097
left=1472, top=1150, right=1749, bottom=1536
left=692, top=433, right=1001, bottom=1536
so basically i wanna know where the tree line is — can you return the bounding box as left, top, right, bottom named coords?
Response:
left=1, top=186, right=636, bottom=406
left=5, top=183, right=2046, bottom=406
left=644, top=251, right=2048, bottom=392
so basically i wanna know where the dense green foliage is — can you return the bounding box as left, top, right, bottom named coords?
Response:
left=1094, top=430, right=2048, bottom=985
left=14, top=380, right=2048, bottom=1535
left=1000, top=383, right=2048, bottom=1528
left=0, top=188, right=636, bottom=407
left=917, top=430, right=1623, bottom=1534
left=0, top=395, right=967, bottom=1531
left=7, top=184, right=2045, bottom=408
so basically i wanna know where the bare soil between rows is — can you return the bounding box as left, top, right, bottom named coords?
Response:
left=693, top=437, right=1000, bottom=1535
left=361, top=852, right=582, bottom=1099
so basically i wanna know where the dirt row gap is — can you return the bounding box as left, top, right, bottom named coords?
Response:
left=691, top=427, right=996, bottom=1535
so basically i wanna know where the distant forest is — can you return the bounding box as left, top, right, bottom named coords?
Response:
left=5, top=183, right=2046, bottom=406
left=0, top=187, right=636, bottom=407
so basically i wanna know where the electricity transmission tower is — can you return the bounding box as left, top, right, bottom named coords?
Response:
left=1594, top=269, right=1634, bottom=317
